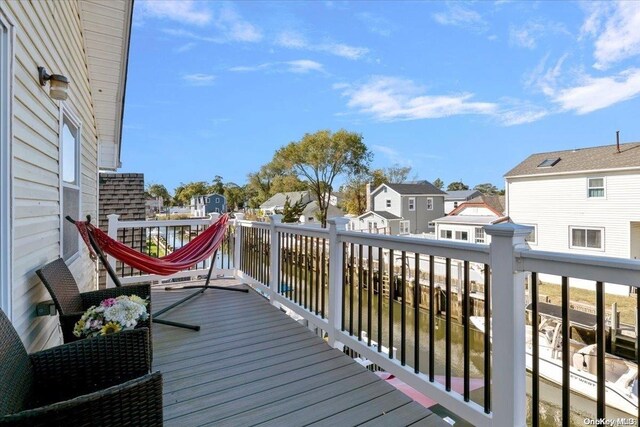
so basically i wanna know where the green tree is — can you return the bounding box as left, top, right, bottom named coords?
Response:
left=340, top=173, right=369, bottom=215
left=370, top=169, right=387, bottom=189
left=145, top=183, right=172, bottom=205
left=223, top=182, right=245, bottom=211
left=211, top=175, right=225, bottom=195
left=274, top=129, right=371, bottom=227
left=433, top=178, right=444, bottom=190
left=447, top=181, right=469, bottom=191
left=279, top=196, right=305, bottom=223
left=245, top=161, right=306, bottom=208
left=173, top=181, right=210, bottom=206
left=474, top=182, right=500, bottom=195
left=385, top=164, right=413, bottom=183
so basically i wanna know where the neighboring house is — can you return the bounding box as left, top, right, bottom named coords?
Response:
left=191, top=193, right=227, bottom=217
left=354, top=182, right=446, bottom=235
left=506, top=142, right=640, bottom=295
left=434, top=194, right=508, bottom=244
left=444, top=190, right=482, bottom=214
left=146, top=197, right=164, bottom=217
left=260, top=191, right=313, bottom=215
left=0, top=1, right=132, bottom=351
left=299, top=201, right=345, bottom=224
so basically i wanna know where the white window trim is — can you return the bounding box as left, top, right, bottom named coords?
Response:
left=569, top=226, right=604, bottom=251
left=426, top=197, right=433, bottom=211
left=385, top=198, right=391, bottom=208
left=399, top=220, right=410, bottom=235
left=587, top=177, right=606, bottom=199
left=59, top=104, right=82, bottom=263
left=0, top=10, right=14, bottom=318
left=408, top=197, right=415, bottom=211
left=475, top=227, right=485, bottom=244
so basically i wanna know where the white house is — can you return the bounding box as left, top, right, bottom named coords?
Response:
left=506, top=141, right=640, bottom=295
left=0, top=1, right=132, bottom=351
left=353, top=182, right=446, bottom=235
left=260, top=191, right=313, bottom=215
left=434, top=195, right=508, bottom=244
left=444, top=190, right=482, bottom=214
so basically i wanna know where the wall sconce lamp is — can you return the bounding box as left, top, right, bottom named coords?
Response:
left=38, top=66, right=69, bottom=101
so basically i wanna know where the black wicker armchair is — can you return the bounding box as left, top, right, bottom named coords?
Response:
left=0, top=309, right=163, bottom=426
left=36, top=258, right=152, bottom=344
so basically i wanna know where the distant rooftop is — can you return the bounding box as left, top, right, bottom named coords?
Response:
left=444, top=190, right=481, bottom=201
left=385, top=182, right=446, bottom=195
left=505, top=142, right=640, bottom=177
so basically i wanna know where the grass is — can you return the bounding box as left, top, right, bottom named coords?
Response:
left=146, top=239, right=166, bottom=258
left=538, top=282, right=636, bottom=325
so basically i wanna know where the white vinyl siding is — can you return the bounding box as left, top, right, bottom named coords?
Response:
left=524, top=224, right=537, bottom=244
left=399, top=220, right=410, bottom=235
left=587, top=177, right=605, bottom=198
left=0, top=9, right=13, bottom=317
left=570, top=226, right=603, bottom=250
left=5, top=0, right=100, bottom=352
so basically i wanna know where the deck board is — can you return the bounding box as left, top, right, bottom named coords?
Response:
left=152, top=280, right=444, bottom=426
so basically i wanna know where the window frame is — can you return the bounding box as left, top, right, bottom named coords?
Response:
left=569, top=226, right=604, bottom=251
left=475, top=227, right=485, bottom=244
left=385, top=199, right=391, bottom=208
left=0, top=10, right=14, bottom=318
left=455, top=230, right=468, bottom=241
left=440, top=229, right=452, bottom=239
left=426, top=197, right=433, bottom=210
left=408, top=197, right=415, bottom=211
left=587, top=177, right=605, bottom=199
left=59, top=104, right=82, bottom=262
left=399, top=220, right=410, bottom=235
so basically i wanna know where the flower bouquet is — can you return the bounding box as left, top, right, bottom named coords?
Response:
left=73, top=295, right=149, bottom=338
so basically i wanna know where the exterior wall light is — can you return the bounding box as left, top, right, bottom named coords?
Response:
left=38, top=66, right=69, bottom=101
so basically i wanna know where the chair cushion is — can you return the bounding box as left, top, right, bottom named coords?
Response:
left=36, top=258, right=83, bottom=314
left=0, top=310, right=34, bottom=415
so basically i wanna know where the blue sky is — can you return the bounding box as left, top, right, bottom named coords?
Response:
left=121, top=1, right=640, bottom=193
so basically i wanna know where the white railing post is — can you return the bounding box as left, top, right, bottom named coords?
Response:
left=327, top=217, right=350, bottom=349
left=106, top=214, right=120, bottom=288
left=233, top=214, right=244, bottom=277
left=485, top=223, right=533, bottom=427
left=269, top=215, right=283, bottom=305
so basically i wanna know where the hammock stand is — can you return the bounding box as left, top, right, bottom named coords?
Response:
left=66, top=215, right=247, bottom=331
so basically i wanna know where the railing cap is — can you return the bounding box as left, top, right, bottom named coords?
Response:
left=270, top=214, right=283, bottom=224
left=485, top=222, right=533, bottom=238
left=327, top=217, right=350, bottom=231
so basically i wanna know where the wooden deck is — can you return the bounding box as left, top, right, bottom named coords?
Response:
left=152, top=279, right=447, bottom=427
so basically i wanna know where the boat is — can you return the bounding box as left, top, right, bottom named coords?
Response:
left=470, top=306, right=638, bottom=416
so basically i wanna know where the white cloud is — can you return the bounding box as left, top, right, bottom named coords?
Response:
left=525, top=53, right=569, bottom=96
left=175, top=42, right=196, bottom=53
left=183, top=73, right=217, bottom=86
left=336, top=76, right=498, bottom=121
left=138, top=0, right=211, bottom=26
left=553, top=68, right=640, bottom=114
left=587, top=1, right=640, bottom=70
left=433, top=5, right=487, bottom=32
left=230, top=60, right=325, bottom=74
left=510, top=21, right=570, bottom=50
left=357, top=12, right=394, bottom=37
left=274, top=31, right=369, bottom=60
left=214, top=5, right=262, bottom=42
left=372, top=145, right=412, bottom=166
left=496, top=101, right=549, bottom=126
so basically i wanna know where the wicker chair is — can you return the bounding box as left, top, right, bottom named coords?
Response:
left=36, top=258, right=152, bottom=344
left=0, top=309, right=163, bottom=426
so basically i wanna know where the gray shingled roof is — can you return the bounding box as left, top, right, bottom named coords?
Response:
left=505, top=142, right=640, bottom=177
left=372, top=210, right=402, bottom=220
left=260, top=191, right=310, bottom=209
left=445, top=190, right=481, bottom=201
left=386, top=182, right=446, bottom=195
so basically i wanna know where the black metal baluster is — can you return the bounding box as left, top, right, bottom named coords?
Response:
left=309, top=236, right=314, bottom=313
left=484, top=264, right=491, bottom=414
left=463, top=260, right=470, bottom=402
left=429, top=255, right=435, bottom=382
left=389, top=249, right=394, bottom=359
left=368, top=245, right=373, bottom=347
left=304, top=235, right=309, bottom=309
left=321, top=238, right=326, bottom=319
left=378, top=247, right=383, bottom=352
left=277, top=232, right=282, bottom=293
left=562, top=276, right=570, bottom=427
left=532, top=272, right=540, bottom=427
left=349, top=242, right=355, bottom=336
left=445, top=257, right=451, bottom=391
left=414, top=252, right=420, bottom=374
left=401, top=251, right=407, bottom=365
left=358, top=244, right=363, bottom=341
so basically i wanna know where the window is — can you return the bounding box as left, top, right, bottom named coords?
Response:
left=60, top=107, right=81, bottom=261
left=0, top=10, right=12, bottom=316
left=537, top=157, right=560, bottom=168
left=426, top=198, right=433, bottom=210
left=453, top=202, right=458, bottom=208
left=570, top=227, right=603, bottom=250
left=587, top=177, right=605, bottom=198
left=408, top=197, right=415, bottom=211
left=475, top=227, right=485, bottom=244
left=386, top=199, right=391, bottom=208
left=455, top=231, right=468, bottom=241
left=399, top=221, right=410, bottom=234
left=205, top=197, right=210, bottom=203
left=440, top=229, right=452, bottom=239
left=215, top=197, right=220, bottom=203
left=214, top=208, right=220, bottom=213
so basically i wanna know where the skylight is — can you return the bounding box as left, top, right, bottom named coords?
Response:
left=537, top=157, right=560, bottom=168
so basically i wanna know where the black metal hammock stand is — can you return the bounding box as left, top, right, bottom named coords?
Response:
left=66, top=215, right=247, bottom=331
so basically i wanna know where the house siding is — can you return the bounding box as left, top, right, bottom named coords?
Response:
left=507, top=171, right=640, bottom=258
left=5, top=0, right=99, bottom=352
left=372, top=187, right=401, bottom=218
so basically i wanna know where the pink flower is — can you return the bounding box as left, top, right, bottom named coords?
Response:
left=101, top=298, right=117, bottom=307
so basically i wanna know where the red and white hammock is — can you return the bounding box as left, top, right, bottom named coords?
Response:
left=75, top=214, right=229, bottom=276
